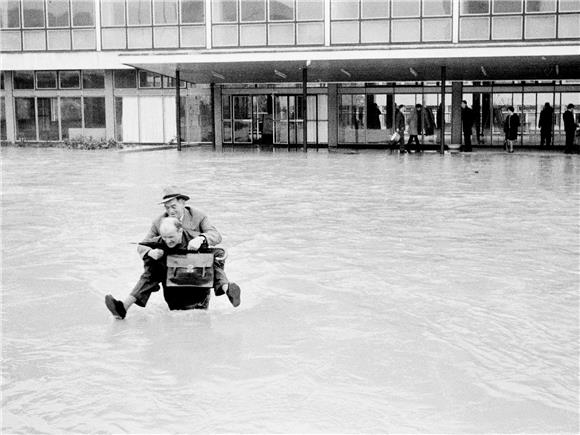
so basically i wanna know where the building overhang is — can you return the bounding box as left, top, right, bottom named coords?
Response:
left=120, top=43, right=580, bottom=84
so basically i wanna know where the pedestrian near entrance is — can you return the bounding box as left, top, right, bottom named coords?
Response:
left=407, top=104, right=423, bottom=153
left=395, top=104, right=406, bottom=153
left=563, top=103, right=578, bottom=154
left=461, top=100, right=474, bottom=152
left=105, top=186, right=241, bottom=319
left=538, top=102, right=554, bottom=147
left=261, top=96, right=274, bottom=146
left=503, top=106, right=520, bottom=153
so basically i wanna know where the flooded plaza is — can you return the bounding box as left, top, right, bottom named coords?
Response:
left=1, top=146, right=579, bottom=434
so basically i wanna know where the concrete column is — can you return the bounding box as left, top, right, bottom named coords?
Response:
left=104, top=70, right=115, bottom=140
left=451, top=81, right=463, bottom=146
left=175, top=69, right=181, bottom=151
left=5, top=71, right=16, bottom=143
left=328, top=83, right=338, bottom=148
left=213, top=84, right=223, bottom=151
left=302, top=67, right=307, bottom=152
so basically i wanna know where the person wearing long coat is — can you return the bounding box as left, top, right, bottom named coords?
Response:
left=563, top=103, right=577, bottom=154
left=503, top=106, right=520, bottom=153
left=394, top=104, right=406, bottom=152
left=538, top=102, right=554, bottom=147
left=406, top=104, right=423, bottom=152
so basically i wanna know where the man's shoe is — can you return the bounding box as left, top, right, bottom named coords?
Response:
left=226, top=283, right=241, bottom=307
left=105, top=294, right=127, bottom=319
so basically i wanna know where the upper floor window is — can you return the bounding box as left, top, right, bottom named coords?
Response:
left=181, top=0, right=204, bottom=23
left=72, top=0, right=95, bottom=26
left=213, top=0, right=237, bottom=22
left=23, top=0, right=45, bottom=28
left=525, top=0, right=556, bottom=12
left=493, top=0, right=522, bottom=13
left=241, top=0, right=266, bottom=22
left=128, top=0, right=151, bottom=25
left=297, top=0, right=324, bottom=20
left=392, top=0, right=420, bottom=17
left=270, top=0, right=294, bottom=20
left=101, top=0, right=126, bottom=26
left=0, top=0, right=21, bottom=28
left=154, top=0, right=178, bottom=24
left=461, top=0, right=490, bottom=14
left=48, top=0, right=70, bottom=27
left=423, top=0, right=452, bottom=16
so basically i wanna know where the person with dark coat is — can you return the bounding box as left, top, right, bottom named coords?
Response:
left=407, top=104, right=423, bottom=153
left=503, top=106, right=520, bottom=153
left=461, top=100, right=474, bottom=152
left=563, top=103, right=578, bottom=154
left=394, top=104, right=406, bottom=153
left=538, top=102, right=554, bottom=147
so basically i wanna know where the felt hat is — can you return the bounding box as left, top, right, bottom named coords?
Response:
left=159, top=186, right=190, bottom=204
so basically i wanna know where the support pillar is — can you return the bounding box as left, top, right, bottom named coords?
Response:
left=175, top=69, right=181, bottom=151
left=5, top=71, right=16, bottom=143
left=213, top=84, right=223, bottom=151
left=302, top=67, right=308, bottom=152
left=328, top=83, right=338, bottom=148
left=104, top=70, right=115, bottom=141
left=440, top=66, right=446, bottom=153
left=451, top=81, right=463, bottom=146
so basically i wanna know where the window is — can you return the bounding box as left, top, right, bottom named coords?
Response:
left=392, top=0, right=420, bottom=17
left=461, top=0, right=490, bottom=14
left=14, top=72, right=35, bottom=89
left=296, top=0, right=324, bottom=20
left=48, top=0, right=70, bottom=27
left=181, top=0, right=204, bottom=23
left=139, top=71, right=162, bottom=88
left=60, top=71, right=81, bottom=88
left=331, top=0, right=359, bottom=19
left=525, top=0, right=556, bottom=12
left=84, top=97, right=106, bottom=128
left=114, top=70, right=137, bottom=88
left=36, top=71, right=57, bottom=89
left=128, top=0, right=151, bottom=25
left=270, top=0, right=294, bottom=20
left=15, top=98, right=37, bottom=140
left=423, top=0, right=452, bottom=16
left=72, top=0, right=95, bottom=26
left=60, top=97, right=82, bottom=139
left=162, top=76, right=186, bottom=88
left=154, top=0, right=178, bottom=24
left=23, top=0, right=45, bottom=27
left=559, top=0, right=580, bottom=12
left=362, top=0, right=389, bottom=18
left=0, top=0, right=21, bottom=28
left=212, top=0, right=237, bottom=22
left=241, top=0, right=266, bottom=21
left=101, top=0, right=126, bottom=26
left=493, top=0, right=522, bottom=13
left=460, top=16, right=489, bottom=39
left=83, top=70, right=105, bottom=88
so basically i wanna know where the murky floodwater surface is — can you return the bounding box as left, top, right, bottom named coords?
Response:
left=2, top=147, right=579, bottom=433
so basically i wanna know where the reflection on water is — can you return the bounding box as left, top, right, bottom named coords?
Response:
left=2, top=147, right=579, bottom=433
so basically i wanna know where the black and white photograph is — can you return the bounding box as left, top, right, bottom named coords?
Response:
left=1, top=0, right=579, bottom=433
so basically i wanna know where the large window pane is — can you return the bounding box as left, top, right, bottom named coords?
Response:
left=461, top=0, right=490, bottom=14
left=392, top=0, right=420, bottom=17
left=525, top=15, right=555, bottom=38
left=23, top=30, right=46, bottom=50
left=0, top=1, right=21, bottom=28
left=102, top=27, right=126, bottom=48
left=268, top=23, right=294, bottom=44
left=47, top=29, right=71, bottom=49
left=526, top=0, right=556, bottom=12
left=154, top=26, right=179, bottom=47
left=361, top=20, right=389, bottom=43
left=331, top=0, right=359, bottom=19
left=60, top=71, right=80, bottom=88
left=182, top=94, right=213, bottom=143
left=240, top=24, right=267, bottom=45
left=115, top=70, right=137, bottom=88
left=72, top=29, right=96, bottom=49
left=101, top=0, right=126, bottom=26
left=559, top=0, right=580, bottom=12
left=492, top=16, right=522, bottom=39
left=331, top=21, right=359, bottom=43
left=38, top=97, right=59, bottom=140
left=15, top=98, right=37, bottom=140
left=297, top=0, right=324, bottom=19
left=212, top=0, right=237, bottom=22
left=154, top=0, right=178, bottom=24
left=270, top=0, right=294, bottom=20
left=181, top=26, right=205, bottom=46
left=36, top=71, right=57, bottom=88
left=83, top=70, right=105, bottom=88
left=23, top=0, right=45, bottom=27
left=1, top=31, right=21, bottom=50
left=127, top=27, right=152, bottom=48
left=241, top=0, right=265, bottom=21
left=48, top=0, right=70, bottom=27
left=181, top=0, right=204, bottom=23
left=84, top=97, right=106, bottom=128
left=558, top=14, right=580, bottom=38
left=391, top=19, right=421, bottom=42
left=60, top=97, right=82, bottom=139
left=72, top=0, right=95, bottom=26
left=423, top=0, right=451, bottom=16
left=296, top=21, right=324, bottom=44
left=139, top=71, right=162, bottom=88
left=460, top=16, right=489, bottom=40
left=14, top=71, right=35, bottom=89
left=423, top=18, right=452, bottom=41
left=493, top=0, right=522, bottom=13
left=362, top=0, right=389, bottom=18
left=213, top=25, right=238, bottom=46
left=128, top=0, right=151, bottom=25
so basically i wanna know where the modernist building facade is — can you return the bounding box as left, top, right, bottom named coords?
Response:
left=1, top=0, right=579, bottom=149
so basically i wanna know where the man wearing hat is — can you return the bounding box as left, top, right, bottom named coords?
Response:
left=105, top=186, right=241, bottom=319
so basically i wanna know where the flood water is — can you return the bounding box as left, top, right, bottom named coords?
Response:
left=1, top=147, right=579, bottom=434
